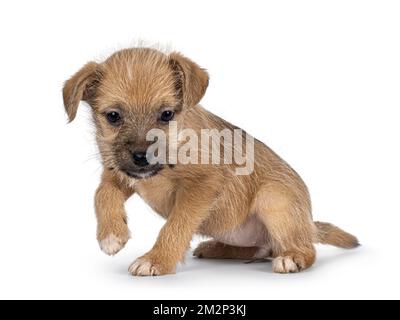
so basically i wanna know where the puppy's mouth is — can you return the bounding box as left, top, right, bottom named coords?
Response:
left=121, top=165, right=163, bottom=180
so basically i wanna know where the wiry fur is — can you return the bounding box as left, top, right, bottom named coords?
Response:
left=63, top=47, right=359, bottom=276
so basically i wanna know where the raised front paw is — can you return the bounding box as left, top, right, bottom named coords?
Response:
left=98, top=233, right=129, bottom=256
left=128, top=253, right=176, bottom=277
left=97, top=219, right=130, bottom=256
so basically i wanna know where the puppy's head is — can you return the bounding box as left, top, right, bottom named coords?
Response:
left=63, top=48, right=209, bottom=179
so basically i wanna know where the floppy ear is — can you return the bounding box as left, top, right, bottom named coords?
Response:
left=62, top=62, right=101, bottom=122
left=169, top=52, right=209, bottom=108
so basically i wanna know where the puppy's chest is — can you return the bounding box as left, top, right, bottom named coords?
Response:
left=134, top=177, right=176, bottom=219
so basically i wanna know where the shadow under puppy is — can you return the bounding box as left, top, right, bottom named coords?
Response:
left=63, top=48, right=359, bottom=276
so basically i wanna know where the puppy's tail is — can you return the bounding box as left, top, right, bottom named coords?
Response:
left=314, top=221, right=360, bottom=249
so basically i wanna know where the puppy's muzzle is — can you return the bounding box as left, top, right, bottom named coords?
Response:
left=121, top=148, right=164, bottom=179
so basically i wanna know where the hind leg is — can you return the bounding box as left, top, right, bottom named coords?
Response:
left=194, top=240, right=268, bottom=260
left=264, top=218, right=316, bottom=273
left=255, top=186, right=316, bottom=273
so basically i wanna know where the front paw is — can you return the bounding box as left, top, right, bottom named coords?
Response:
left=97, top=220, right=130, bottom=256
left=128, top=254, right=176, bottom=277
left=99, top=233, right=129, bottom=256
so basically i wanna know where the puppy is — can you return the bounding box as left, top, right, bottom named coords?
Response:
left=63, top=48, right=358, bottom=276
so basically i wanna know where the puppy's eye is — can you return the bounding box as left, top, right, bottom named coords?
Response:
left=160, top=110, right=175, bottom=123
left=106, top=111, right=122, bottom=125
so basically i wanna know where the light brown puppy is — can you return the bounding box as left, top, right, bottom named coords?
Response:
left=63, top=48, right=359, bottom=276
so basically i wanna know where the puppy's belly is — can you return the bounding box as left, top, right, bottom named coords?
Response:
left=214, top=214, right=267, bottom=247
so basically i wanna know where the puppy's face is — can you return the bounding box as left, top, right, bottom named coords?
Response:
left=63, top=48, right=208, bottom=179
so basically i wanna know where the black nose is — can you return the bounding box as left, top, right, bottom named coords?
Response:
left=132, top=151, right=149, bottom=167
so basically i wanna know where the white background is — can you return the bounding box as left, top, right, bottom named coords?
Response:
left=0, top=0, right=399, bottom=300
